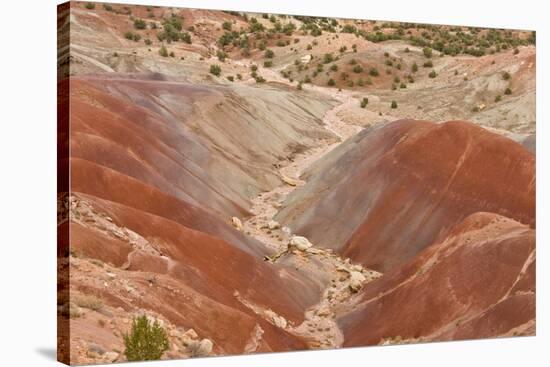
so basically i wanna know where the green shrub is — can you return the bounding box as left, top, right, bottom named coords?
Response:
left=134, top=19, right=147, bottom=30
left=400, top=82, right=406, bottom=88
left=297, top=82, right=303, bottom=90
left=217, top=50, right=227, bottom=62
left=423, top=47, right=433, bottom=58
left=124, top=31, right=135, bottom=40
left=236, top=73, right=242, bottom=80
left=103, top=4, right=113, bottom=11
left=369, top=68, right=379, bottom=77
left=353, top=65, right=364, bottom=73
left=357, top=78, right=364, bottom=86
left=123, top=315, right=169, bottom=361
left=327, top=78, right=336, bottom=86
left=222, top=21, right=232, bottom=31
left=250, top=64, right=258, bottom=72
left=349, top=58, right=357, bottom=65
left=144, top=39, right=152, bottom=46
left=227, top=75, right=234, bottom=82
left=264, top=60, right=273, bottom=67
left=428, top=70, right=437, bottom=78
left=502, top=71, right=511, bottom=80
left=84, top=2, right=95, bottom=10
left=391, top=100, right=398, bottom=109
left=423, top=60, right=433, bottom=68
left=210, top=64, right=222, bottom=77
left=495, top=94, right=502, bottom=102
left=411, top=63, right=418, bottom=73
left=169, top=51, right=175, bottom=57
left=504, top=87, right=512, bottom=95
left=265, top=49, right=274, bottom=58
left=159, top=45, right=168, bottom=57
left=360, top=97, right=368, bottom=108
left=323, top=53, right=334, bottom=64
left=255, top=75, right=266, bottom=83
left=276, top=40, right=286, bottom=47
left=330, top=64, right=338, bottom=72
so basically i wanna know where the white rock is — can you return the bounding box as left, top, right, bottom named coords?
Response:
left=189, top=338, right=213, bottom=357
left=231, top=217, right=243, bottom=231
left=183, top=328, right=198, bottom=340
left=268, top=220, right=280, bottom=230
left=349, top=271, right=366, bottom=293
left=289, top=235, right=313, bottom=251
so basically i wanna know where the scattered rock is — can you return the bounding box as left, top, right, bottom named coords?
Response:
left=88, top=343, right=106, bottom=356
left=183, top=328, right=199, bottom=340
left=349, top=271, right=366, bottom=293
left=289, top=235, right=313, bottom=251
left=281, top=174, right=301, bottom=186
left=188, top=338, right=213, bottom=357
left=268, top=220, right=281, bottom=230
left=231, top=217, right=243, bottom=231
left=102, top=351, right=119, bottom=363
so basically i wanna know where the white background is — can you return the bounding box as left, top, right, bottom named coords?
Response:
left=0, top=0, right=548, bottom=365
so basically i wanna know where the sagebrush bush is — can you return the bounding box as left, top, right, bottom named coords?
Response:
left=134, top=19, right=147, bottom=30
left=360, top=97, right=368, bottom=108
left=159, top=45, right=168, bottom=57
left=210, top=64, right=222, bottom=76
left=391, top=100, right=398, bottom=109
left=123, top=315, right=169, bottom=361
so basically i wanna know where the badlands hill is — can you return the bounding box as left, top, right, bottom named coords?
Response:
left=339, top=212, right=535, bottom=345
left=58, top=2, right=536, bottom=364
left=276, top=119, right=535, bottom=271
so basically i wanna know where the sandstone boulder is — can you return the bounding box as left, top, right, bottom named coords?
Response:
left=189, top=338, right=213, bottom=357
left=268, top=220, right=281, bottom=230
left=289, top=235, right=313, bottom=251
left=231, top=217, right=243, bottom=231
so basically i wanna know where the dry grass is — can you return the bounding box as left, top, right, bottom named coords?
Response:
left=74, top=294, right=103, bottom=311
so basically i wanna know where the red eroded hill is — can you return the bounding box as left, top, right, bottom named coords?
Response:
left=338, top=212, right=535, bottom=345
left=276, top=119, right=535, bottom=271
left=58, top=75, right=339, bottom=360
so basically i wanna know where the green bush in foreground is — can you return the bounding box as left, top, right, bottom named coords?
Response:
left=123, top=315, right=169, bottom=362
left=360, top=97, right=368, bottom=108
left=391, top=100, right=398, bottom=109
